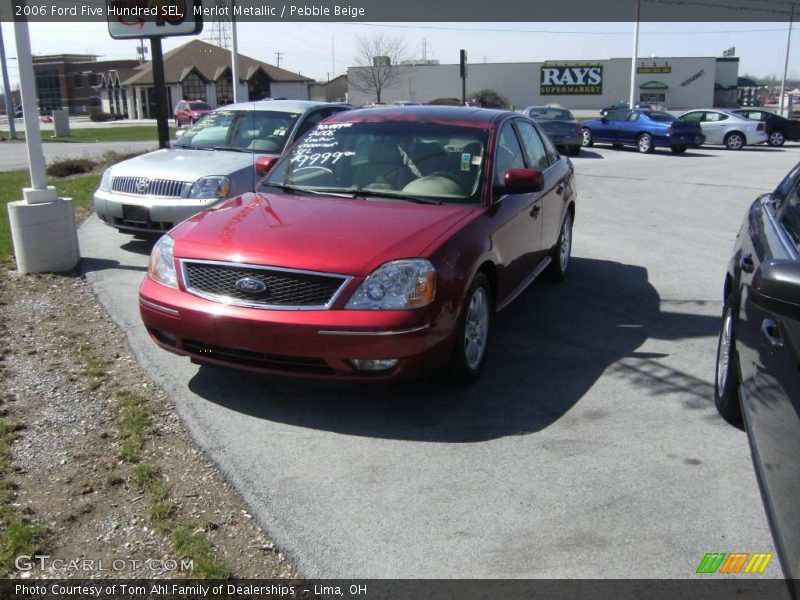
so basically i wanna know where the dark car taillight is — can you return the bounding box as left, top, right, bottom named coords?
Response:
left=757, top=121, right=766, bottom=131
left=575, top=124, right=583, bottom=135
left=667, top=125, right=674, bottom=135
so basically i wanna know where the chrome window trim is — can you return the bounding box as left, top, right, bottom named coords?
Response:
left=179, top=258, right=353, bottom=311
left=762, top=196, right=800, bottom=260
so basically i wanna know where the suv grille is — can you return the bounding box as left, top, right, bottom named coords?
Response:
left=112, top=176, right=187, bottom=198
left=182, top=261, right=349, bottom=309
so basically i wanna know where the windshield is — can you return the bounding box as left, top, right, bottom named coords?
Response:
left=190, top=102, right=211, bottom=110
left=263, top=120, right=490, bottom=204
left=174, top=109, right=300, bottom=153
left=528, top=107, right=574, bottom=120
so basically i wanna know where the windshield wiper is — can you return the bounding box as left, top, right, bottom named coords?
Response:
left=262, top=182, right=352, bottom=197
left=316, top=188, right=443, bottom=205
left=207, top=146, right=253, bottom=153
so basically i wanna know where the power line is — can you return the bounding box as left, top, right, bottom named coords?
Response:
left=345, top=22, right=790, bottom=35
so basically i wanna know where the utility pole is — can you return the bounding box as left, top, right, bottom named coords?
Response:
left=274, top=51, right=283, bottom=68
left=0, top=23, right=17, bottom=140
left=779, top=2, right=795, bottom=117
left=331, top=37, right=335, bottom=76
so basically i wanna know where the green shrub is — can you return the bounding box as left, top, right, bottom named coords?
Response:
left=427, top=97, right=463, bottom=106
left=45, top=158, right=96, bottom=178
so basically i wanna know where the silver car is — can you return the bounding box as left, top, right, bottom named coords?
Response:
left=94, top=100, right=350, bottom=234
left=677, top=108, right=768, bottom=150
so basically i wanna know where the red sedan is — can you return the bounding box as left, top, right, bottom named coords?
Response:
left=139, top=106, right=577, bottom=383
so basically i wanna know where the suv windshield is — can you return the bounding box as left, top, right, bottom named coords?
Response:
left=174, top=109, right=300, bottom=153
left=263, top=120, right=490, bottom=204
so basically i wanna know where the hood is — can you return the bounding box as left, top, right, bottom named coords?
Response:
left=109, top=148, right=271, bottom=181
left=171, top=192, right=478, bottom=276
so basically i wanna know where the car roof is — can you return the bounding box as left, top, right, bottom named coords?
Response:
left=213, top=99, right=350, bottom=114
left=324, top=105, right=513, bottom=128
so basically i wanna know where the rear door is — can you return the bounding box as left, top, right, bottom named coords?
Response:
left=735, top=168, right=800, bottom=581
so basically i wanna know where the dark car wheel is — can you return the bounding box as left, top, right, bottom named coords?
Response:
left=582, top=128, right=593, bottom=147
left=670, top=145, right=687, bottom=154
left=768, top=131, right=786, bottom=147
left=714, top=292, right=744, bottom=428
left=447, top=272, right=492, bottom=385
left=545, top=211, right=573, bottom=282
left=637, top=133, right=654, bottom=153
left=724, top=132, right=745, bottom=150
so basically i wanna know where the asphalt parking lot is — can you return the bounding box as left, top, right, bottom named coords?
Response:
left=80, top=142, right=800, bottom=579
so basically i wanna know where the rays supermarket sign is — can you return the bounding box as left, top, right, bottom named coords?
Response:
left=540, top=65, right=603, bottom=95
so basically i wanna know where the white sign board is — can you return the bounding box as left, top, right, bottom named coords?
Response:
left=106, top=0, right=203, bottom=39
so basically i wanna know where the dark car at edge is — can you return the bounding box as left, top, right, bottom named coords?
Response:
left=714, top=161, right=800, bottom=591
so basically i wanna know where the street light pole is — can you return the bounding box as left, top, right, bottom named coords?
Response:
left=628, top=0, right=640, bottom=109
left=779, top=2, right=795, bottom=117
left=7, top=10, right=79, bottom=274
left=231, top=0, right=241, bottom=102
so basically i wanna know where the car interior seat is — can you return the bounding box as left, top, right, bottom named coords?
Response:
left=353, top=141, right=414, bottom=190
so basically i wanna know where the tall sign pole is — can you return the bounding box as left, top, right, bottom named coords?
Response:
left=231, top=0, right=241, bottom=102
left=460, top=49, right=467, bottom=105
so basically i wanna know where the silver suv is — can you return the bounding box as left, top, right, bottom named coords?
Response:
left=94, top=100, right=350, bottom=234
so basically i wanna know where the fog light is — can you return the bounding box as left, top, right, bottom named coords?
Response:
left=350, top=359, right=399, bottom=372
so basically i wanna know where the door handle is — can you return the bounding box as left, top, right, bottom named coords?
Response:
left=761, top=319, right=784, bottom=348
left=531, top=205, right=541, bottom=217
left=556, top=185, right=564, bottom=195
left=740, top=254, right=755, bottom=273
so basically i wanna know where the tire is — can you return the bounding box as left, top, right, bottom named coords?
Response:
left=447, top=272, right=492, bottom=385
left=581, top=128, right=593, bottom=147
left=714, top=292, right=744, bottom=428
left=768, top=131, right=786, bottom=147
left=545, top=210, right=573, bottom=282
left=724, top=131, right=745, bottom=150
left=637, top=133, right=654, bottom=154
left=670, top=145, right=687, bottom=154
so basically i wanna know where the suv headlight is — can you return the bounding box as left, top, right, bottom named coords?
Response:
left=147, top=235, right=178, bottom=288
left=99, top=168, right=113, bottom=191
left=346, top=259, right=436, bottom=310
left=189, top=176, right=231, bottom=199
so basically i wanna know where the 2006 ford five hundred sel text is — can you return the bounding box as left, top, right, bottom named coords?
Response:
left=138, top=106, right=577, bottom=383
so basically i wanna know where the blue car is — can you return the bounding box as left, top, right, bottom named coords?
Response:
left=581, top=109, right=706, bottom=154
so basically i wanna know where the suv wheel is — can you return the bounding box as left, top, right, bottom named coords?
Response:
left=768, top=131, right=786, bottom=147
left=714, top=291, right=744, bottom=428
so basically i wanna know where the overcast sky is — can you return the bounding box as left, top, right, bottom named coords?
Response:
left=0, top=21, right=796, bottom=86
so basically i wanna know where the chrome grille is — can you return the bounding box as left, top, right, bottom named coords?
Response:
left=181, top=260, right=349, bottom=309
left=111, top=176, right=187, bottom=198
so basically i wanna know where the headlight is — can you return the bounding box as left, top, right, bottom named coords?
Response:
left=346, top=259, right=436, bottom=310
left=147, top=235, right=178, bottom=288
left=99, top=168, right=112, bottom=191
left=189, top=176, right=231, bottom=199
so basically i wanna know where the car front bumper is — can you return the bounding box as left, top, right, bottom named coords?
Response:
left=139, top=277, right=453, bottom=381
left=94, top=189, right=220, bottom=233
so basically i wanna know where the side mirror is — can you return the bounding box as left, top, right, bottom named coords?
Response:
left=751, top=260, right=800, bottom=320
left=255, top=156, right=278, bottom=176
left=502, top=168, right=544, bottom=195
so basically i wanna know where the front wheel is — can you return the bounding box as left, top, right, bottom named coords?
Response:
left=724, top=132, right=745, bottom=150
left=768, top=131, right=786, bottom=147
left=714, top=292, right=744, bottom=428
left=582, top=128, right=593, bottom=147
left=637, top=133, right=654, bottom=153
left=447, top=273, right=492, bottom=385
left=545, top=211, right=573, bottom=282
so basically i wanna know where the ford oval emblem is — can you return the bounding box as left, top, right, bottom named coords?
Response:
left=235, top=277, right=267, bottom=294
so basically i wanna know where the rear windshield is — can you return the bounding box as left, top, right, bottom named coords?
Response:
left=646, top=111, right=677, bottom=122
left=190, top=102, right=211, bottom=110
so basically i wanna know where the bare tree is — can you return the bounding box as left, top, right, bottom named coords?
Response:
left=349, top=33, right=408, bottom=103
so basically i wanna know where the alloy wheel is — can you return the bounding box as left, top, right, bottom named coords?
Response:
left=559, top=213, right=572, bottom=273
left=769, top=131, right=785, bottom=146
left=464, top=287, right=489, bottom=371
left=716, top=307, right=733, bottom=393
